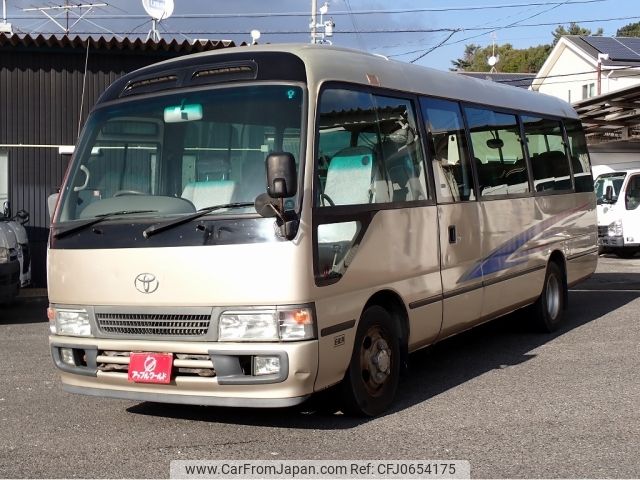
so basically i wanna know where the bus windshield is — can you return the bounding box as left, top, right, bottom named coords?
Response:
left=57, top=84, right=304, bottom=223
left=595, top=172, right=626, bottom=204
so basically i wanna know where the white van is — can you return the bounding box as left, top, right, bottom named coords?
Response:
left=595, top=168, right=640, bottom=258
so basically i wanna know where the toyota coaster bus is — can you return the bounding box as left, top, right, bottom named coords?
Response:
left=48, top=44, right=598, bottom=416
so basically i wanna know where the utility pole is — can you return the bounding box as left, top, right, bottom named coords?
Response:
left=0, top=0, right=12, bottom=34
left=310, top=0, right=317, bottom=44
left=309, top=1, right=334, bottom=45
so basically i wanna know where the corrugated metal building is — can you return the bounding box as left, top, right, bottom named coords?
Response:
left=0, top=34, right=237, bottom=287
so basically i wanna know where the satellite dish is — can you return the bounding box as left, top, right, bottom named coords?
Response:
left=487, top=55, right=498, bottom=67
left=142, top=0, right=174, bottom=21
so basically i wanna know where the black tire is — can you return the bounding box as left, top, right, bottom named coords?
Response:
left=531, top=262, right=565, bottom=333
left=340, top=305, right=401, bottom=417
left=615, top=249, right=638, bottom=259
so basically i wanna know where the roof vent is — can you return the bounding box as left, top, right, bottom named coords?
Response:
left=191, top=61, right=258, bottom=85
left=122, top=74, right=178, bottom=96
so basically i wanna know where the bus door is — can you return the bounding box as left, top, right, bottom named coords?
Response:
left=420, top=98, right=484, bottom=338
left=465, top=108, right=541, bottom=318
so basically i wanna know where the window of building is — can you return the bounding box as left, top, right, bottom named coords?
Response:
left=464, top=107, right=529, bottom=197
left=582, top=83, right=596, bottom=99
left=420, top=97, right=475, bottom=202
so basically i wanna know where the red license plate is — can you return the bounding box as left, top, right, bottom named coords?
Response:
left=128, top=352, right=173, bottom=384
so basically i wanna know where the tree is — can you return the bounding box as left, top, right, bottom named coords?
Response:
left=451, top=44, right=481, bottom=71
left=450, top=43, right=550, bottom=73
left=617, top=21, right=640, bottom=37
left=451, top=22, right=604, bottom=72
left=552, top=22, right=603, bottom=46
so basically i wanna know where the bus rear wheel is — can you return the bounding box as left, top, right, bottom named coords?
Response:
left=531, top=262, right=565, bottom=333
left=341, top=305, right=400, bottom=417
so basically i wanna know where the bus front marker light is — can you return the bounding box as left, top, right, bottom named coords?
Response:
left=278, top=307, right=315, bottom=341
left=47, top=307, right=56, bottom=334
left=253, top=356, right=280, bottom=375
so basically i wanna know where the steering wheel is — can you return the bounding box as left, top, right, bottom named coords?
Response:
left=320, top=193, right=335, bottom=207
left=113, top=190, right=145, bottom=197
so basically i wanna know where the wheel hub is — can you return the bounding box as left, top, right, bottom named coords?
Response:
left=369, top=338, right=391, bottom=385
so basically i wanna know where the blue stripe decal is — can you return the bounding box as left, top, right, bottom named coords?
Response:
left=458, top=204, right=588, bottom=283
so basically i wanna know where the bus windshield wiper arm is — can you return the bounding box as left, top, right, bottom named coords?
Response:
left=53, top=210, right=157, bottom=239
left=142, top=202, right=255, bottom=239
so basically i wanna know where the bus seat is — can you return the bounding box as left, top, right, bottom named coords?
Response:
left=323, top=146, right=376, bottom=205
left=181, top=180, right=236, bottom=210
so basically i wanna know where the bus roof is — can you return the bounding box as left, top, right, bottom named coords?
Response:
left=100, top=43, right=578, bottom=120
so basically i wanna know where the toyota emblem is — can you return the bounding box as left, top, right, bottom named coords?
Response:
left=134, top=273, right=159, bottom=294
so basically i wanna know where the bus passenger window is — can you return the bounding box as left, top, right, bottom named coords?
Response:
left=565, top=119, right=593, bottom=193
left=316, top=88, right=427, bottom=207
left=522, top=116, right=571, bottom=192
left=464, top=107, right=528, bottom=197
left=420, top=97, right=475, bottom=202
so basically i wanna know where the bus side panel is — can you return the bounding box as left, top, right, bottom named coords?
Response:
left=480, top=197, right=547, bottom=318
left=437, top=203, right=484, bottom=339
left=566, top=191, right=598, bottom=285
left=312, top=207, right=442, bottom=391
left=481, top=193, right=597, bottom=318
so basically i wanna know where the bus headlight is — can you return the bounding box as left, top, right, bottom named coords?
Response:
left=218, top=307, right=315, bottom=342
left=218, top=311, right=279, bottom=341
left=48, top=307, right=91, bottom=336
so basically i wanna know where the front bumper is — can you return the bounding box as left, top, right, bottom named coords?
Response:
left=50, top=336, right=318, bottom=407
left=599, top=235, right=624, bottom=247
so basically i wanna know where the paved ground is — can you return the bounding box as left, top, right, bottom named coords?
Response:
left=1, top=255, right=639, bottom=478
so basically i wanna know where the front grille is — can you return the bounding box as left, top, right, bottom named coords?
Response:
left=96, top=313, right=211, bottom=336
left=96, top=351, right=216, bottom=377
left=598, top=225, right=608, bottom=237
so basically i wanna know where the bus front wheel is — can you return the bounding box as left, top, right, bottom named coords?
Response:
left=531, top=262, right=565, bottom=333
left=341, top=305, right=400, bottom=417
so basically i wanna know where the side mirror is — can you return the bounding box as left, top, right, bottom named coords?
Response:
left=254, top=192, right=278, bottom=218
left=605, top=185, right=613, bottom=203
left=48, top=193, right=59, bottom=221
left=15, top=209, right=29, bottom=225
left=266, top=152, right=297, bottom=199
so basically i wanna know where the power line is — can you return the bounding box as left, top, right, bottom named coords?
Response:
left=8, top=0, right=611, bottom=20
left=407, top=0, right=573, bottom=62
left=28, top=15, right=640, bottom=37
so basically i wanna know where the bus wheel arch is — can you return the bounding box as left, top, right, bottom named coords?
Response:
left=364, top=290, right=410, bottom=370
left=339, top=290, right=408, bottom=416
left=531, top=251, right=567, bottom=333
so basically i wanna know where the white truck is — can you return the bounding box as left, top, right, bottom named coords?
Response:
left=595, top=168, right=640, bottom=258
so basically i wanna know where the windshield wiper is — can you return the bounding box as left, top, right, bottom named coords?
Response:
left=53, top=210, right=157, bottom=239
left=142, top=202, right=255, bottom=239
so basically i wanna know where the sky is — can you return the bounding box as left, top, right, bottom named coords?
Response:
left=3, top=0, right=640, bottom=71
